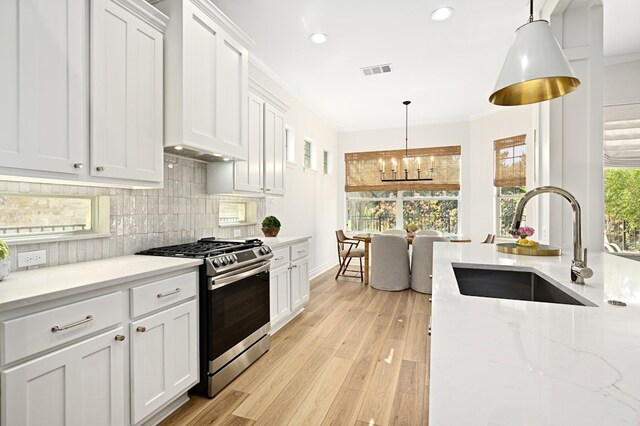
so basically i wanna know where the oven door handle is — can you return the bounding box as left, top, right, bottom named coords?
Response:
left=209, top=262, right=271, bottom=290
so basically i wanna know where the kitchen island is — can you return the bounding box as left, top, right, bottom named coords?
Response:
left=430, top=243, right=640, bottom=425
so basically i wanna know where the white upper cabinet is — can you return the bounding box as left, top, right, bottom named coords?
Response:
left=156, top=0, right=251, bottom=160
left=91, top=0, right=166, bottom=182
left=234, top=92, right=264, bottom=192
left=263, top=102, right=286, bottom=195
left=0, top=0, right=86, bottom=175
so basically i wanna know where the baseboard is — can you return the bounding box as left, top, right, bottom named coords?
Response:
left=310, top=260, right=339, bottom=279
left=139, top=392, right=190, bottom=426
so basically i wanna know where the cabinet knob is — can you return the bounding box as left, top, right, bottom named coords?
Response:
left=115, top=334, right=125, bottom=341
left=136, top=326, right=146, bottom=333
left=73, top=163, right=84, bottom=169
left=96, top=166, right=105, bottom=172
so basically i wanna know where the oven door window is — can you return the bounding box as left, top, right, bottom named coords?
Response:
left=208, top=270, right=270, bottom=361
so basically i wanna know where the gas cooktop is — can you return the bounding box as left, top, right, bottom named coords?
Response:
left=137, top=237, right=264, bottom=258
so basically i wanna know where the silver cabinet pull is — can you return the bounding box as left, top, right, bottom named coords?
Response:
left=73, top=163, right=84, bottom=169
left=51, top=315, right=94, bottom=333
left=297, top=250, right=305, bottom=254
left=96, top=166, right=105, bottom=172
left=115, top=335, right=125, bottom=341
left=136, top=326, right=146, bottom=333
left=274, top=256, right=285, bottom=261
left=157, top=288, right=181, bottom=298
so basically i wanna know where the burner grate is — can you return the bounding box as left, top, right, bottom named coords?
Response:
left=137, top=238, right=263, bottom=258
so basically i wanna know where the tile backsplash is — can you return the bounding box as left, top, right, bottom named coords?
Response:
left=1, top=157, right=265, bottom=271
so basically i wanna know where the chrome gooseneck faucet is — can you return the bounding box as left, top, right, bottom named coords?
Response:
left=510, top=186, right=593, bottom=284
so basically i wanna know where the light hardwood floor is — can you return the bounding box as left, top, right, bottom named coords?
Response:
left=161, top=268, right=431, bottom=426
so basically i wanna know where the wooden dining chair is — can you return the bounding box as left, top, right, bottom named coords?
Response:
left=335, top=230, right=365, bottom=281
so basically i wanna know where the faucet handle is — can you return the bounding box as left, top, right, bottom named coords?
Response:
left=584, top=248, right=588, bottom=267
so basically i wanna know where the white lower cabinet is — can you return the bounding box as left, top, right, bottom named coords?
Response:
left=268, top=240, right=310, bottom=332
left=1, top=327, right=125, bottom=426
left=0, top=267, right=200, bottom=426
left=269, top=264, right=291, bottom=330
left=130, top=299, right=198, bottom=424
left=291, top=257, right=310, bottom=312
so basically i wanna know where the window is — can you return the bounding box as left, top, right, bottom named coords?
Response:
left=323, top=150, right=331, bottom=175
left=218, top=200, right=258, bottom=226
left=603, top=102, right=640, bottom=251
left=494, top=134, right=527, bottom=237
left=0, top=194, right=108, bottom=240
left=303, top=138, right=316, bottom=170
left=345, top=190, right=460, bottom=234
left=285, top=126, right=295, bottom=163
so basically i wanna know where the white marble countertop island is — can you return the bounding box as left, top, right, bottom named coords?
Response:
left=430, top=243, right=640, bottom=425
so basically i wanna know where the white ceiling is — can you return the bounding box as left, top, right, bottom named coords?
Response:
left=212, top=0, right=640, bottom=131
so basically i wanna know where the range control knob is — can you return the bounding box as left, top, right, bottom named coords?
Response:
left=229, top=255, right=236, bottom=264
left=220, top=257, right=228, bottom=266
left=212, top=258, right=221, bottom=267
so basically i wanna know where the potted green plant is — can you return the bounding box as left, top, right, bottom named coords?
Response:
left=261, top=216, right=281, bottom=237
left=0, top=239, right=10, bottom=281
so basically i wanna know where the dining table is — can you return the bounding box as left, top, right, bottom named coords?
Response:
left=352, top=234, right=472, bottom=285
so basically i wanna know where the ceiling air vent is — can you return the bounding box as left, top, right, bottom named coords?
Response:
left=361, top=63, right=392, bottom=76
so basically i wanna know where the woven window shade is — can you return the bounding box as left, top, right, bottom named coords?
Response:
left=344, top=146, right=461, bottom=192
left=494, top=135, right=526, bottom=187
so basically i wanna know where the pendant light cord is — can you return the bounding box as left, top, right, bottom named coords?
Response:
left=529, top=0, right=534, bottom=22
left=403, top=100, right=410, bottom=158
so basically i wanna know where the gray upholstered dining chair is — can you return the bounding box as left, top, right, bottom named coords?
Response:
left=370, top=234, right=410, bottom=291
left=410, top=235, right=450, bottom=294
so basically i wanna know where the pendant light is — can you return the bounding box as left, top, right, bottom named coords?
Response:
left=489, top=0, right=580, bottom=106
left=379, top=101, right=434, bottom=182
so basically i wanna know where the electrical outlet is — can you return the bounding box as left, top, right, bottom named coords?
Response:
left=234, top=228, right=241, bottom=237
left=18, top=250, right=47, bottom=268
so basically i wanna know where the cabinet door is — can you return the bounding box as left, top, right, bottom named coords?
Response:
left=0, top=0, right=85, bottom=175
left=220, top=34, right=248, bottom=159
left=290, top=257, right=310, bottom=312
left=269, top=264, right=291, bottom=328
left=182, top=3, right=223, bottom=154
left=234, top=92, right=264, bottom=192
left=263, top=103, right=286, bottom=195
left=130, top=300, right=198, bottom=424
left=1, top=328, right=125, bottom=426
left=91, top=0, right=164, bottom=182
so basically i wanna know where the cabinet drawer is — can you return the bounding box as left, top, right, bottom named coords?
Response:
left=290, top=241, right=309, bottom=261
left=270, top=248, right=290, bottom=270
left=130, top=271, right=197, bottom=318
left=1, top=292, right=122, bottom=365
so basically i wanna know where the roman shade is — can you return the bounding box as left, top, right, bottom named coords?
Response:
left=344, top=146, right=461, bottom=192
left=604, top=103, right=640, bottom=168
left=494, top=135, right=526, bottom=187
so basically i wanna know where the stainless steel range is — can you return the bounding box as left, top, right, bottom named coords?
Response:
left=138, top=237, right=273, bottom=397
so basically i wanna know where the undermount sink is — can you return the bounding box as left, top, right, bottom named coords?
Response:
left=452, top=266, right=596, bottom=307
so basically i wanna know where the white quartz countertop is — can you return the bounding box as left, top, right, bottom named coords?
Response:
left=250, top=235, right=311, bottom=249
left=429, top=243, right=640, bottom=425
left=0, top=255, right=202, bottom=312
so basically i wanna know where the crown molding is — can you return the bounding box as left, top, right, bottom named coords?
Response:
left=114, top=0, right=169, bottom=33
left=248, top=78, right=289, bottom=114
left=189, top=0, right=255, bottom=50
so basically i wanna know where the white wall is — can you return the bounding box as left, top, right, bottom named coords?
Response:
left=604, top=59, right=640, bottom=105
left=248, top=61, right=339, bottom=277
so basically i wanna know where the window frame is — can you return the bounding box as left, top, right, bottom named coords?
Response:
left=303, top=137, right=317, bottom=170
left=495, top=186, right=526, bottom=238
left=285, top=125, right=296, bottom=165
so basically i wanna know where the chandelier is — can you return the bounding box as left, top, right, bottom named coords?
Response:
left=379, top=101, right=434, bottom=182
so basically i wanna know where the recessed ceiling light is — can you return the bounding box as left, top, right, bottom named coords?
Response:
left=213, top=153, right=222, bottom=157
left=431, top=6, right=454, bottom=21
left=309, top=33, right=328, bottom=44
left=174, top=146, right=183, bottom=151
